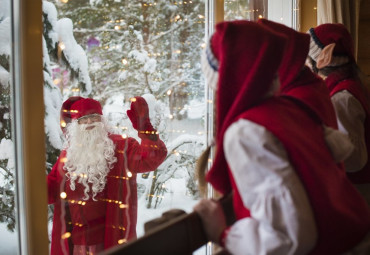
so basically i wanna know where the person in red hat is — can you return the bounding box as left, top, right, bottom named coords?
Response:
left=258, top=19, right=354, bottom=163
left=47, top=96, right=167, bottom=255
left=307, top=23, right=370, bottom=204
left=194, top=20, right=370, bottom=254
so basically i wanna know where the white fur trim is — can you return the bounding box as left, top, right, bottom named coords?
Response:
left=201, top=48, right=219, bottom=90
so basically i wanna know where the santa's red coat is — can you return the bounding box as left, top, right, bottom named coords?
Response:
left=47, top=134, right=167, bottom=255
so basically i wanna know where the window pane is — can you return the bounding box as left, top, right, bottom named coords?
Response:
left=0, top=0, right=20, bottom=254
left=224, top=0, right=298, bottom=30
left=44, top=0, right=205, bottom=253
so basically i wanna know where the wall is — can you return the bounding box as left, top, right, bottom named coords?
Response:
left=300, top=0, right=317, bottom=33
left=358, top=0, right=370, bottom=76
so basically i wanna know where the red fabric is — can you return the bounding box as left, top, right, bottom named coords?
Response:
left=60, top=97, right=83, bottom=132
left=69, top=98, right=103, bottom=120
left=205, top=20, right=287, bottom=195
left=311, top=23, right=355, bottom=62
left=126, top=96, right=154, bottom=132
left=326, top=70, right=370, bottom=183
left=239, top=96, right=370, bottom=254
left=47, top=134, right=167, bottom=255
left=258, top=19, right=337, bottom=128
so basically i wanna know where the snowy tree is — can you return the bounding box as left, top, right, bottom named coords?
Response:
left=52, top=0, right=207, bottom=210
left=43, top=0, right=92, bottom=169
left=0, top=0, right=92, bottom=231
left=53, top=0, right=205, bottom=108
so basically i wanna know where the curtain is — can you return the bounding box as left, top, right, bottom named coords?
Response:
left=317, top=0, right=362, bottom=60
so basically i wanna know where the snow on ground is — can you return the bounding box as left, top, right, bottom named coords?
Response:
left=0, top=223, right=18, bottom=254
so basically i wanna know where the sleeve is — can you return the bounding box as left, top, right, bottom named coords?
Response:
left=126, top=136, right=167, bottom=173
left=223, top=119, right=317, bottom=255
left=331, top=90, right=367, bottom=172
left=47, top=156, right=62, bottom=205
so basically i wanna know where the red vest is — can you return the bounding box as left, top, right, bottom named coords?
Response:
left=327, top=76, right=370, bottom=183
left=230, top=97, right=370, bottom=254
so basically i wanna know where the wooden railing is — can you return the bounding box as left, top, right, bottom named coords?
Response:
left=100, top=193, right=235, bottom=255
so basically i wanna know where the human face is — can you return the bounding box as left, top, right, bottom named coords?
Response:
left=77, top=114, right=102, bottom=129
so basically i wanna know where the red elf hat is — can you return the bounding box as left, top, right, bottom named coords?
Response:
left=308, top=23, right=354, bottom=66
left=203, top=20, right=287, bottom=194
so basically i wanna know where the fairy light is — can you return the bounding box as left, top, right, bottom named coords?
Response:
left=122, top=134, right=128, bottom=139
left=114, top=25, right=121, bottom=30
left=118, top=239, right=127, bottom=244
left=60, top=120, right=67, bottom=128
left=61, top=232, right=71, bottom=239
left=127, top=171, right=132, bottom=178
left=59, top=42, right=65, bottom=50
left=60, top=192, right=67, bottom=199
left=122, top=58, right=128, bottom=65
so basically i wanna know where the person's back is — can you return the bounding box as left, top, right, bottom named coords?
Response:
left=239, top=95, right=370, bottom=254
left=194, top=20, right=370, bottom=255
left=307, top=23, right=370, bottom=203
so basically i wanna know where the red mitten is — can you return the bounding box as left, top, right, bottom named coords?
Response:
left=127, top=96, right=158, bottom=140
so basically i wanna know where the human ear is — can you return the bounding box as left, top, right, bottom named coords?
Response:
left=316, top=43, right=335, bottom=69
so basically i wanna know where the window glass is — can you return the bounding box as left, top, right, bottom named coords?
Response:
left=0, top=0, right=20, bottom=254
left=44, top=0, right=205, bottom=253
left=224, top=0, right=299, bottom=30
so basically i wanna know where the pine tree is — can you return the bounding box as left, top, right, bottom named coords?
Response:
left=0, top=1, right=92, bottom=231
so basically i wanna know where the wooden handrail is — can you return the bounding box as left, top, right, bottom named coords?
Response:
left=100, top=193, right=235, bottom=255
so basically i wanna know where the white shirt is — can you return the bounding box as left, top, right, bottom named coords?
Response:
left=223, top=119, right=317, bottom=255
left=331, top=90, right=367, bottom=172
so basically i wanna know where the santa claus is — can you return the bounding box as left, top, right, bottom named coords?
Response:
left=47, top=96, right=167, bottom=255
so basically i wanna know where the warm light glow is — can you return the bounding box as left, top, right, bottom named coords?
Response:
left=130, top=97, right=137, bottom=102
left=53, top=78, right=61, bottom=85
left=169, top=114, right=174, bottom=119
left=59, top=42, right=66, bottom=50
left=61, top=232, right=71, bottom=239
left=167, top=89, right=172, bottom=96
left=118, top=239, right=127, bottom=244
left=258, top=15, right=263, bottom=18
left=121, top=134, right=128, bottom=139
left=60, top=120, right=67, bottom=128
left=60, top=192, right=67, bottom=199
left=60, top=0, right=69, bottom=3
left=119, top=204, right=128, bottom=209
left=122, top=58, right=128, bottom=65
left=127, top=171, right=132, bottom=178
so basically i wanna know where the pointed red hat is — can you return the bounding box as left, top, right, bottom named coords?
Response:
left=257, top=18, right=310, bottom=91
left=204, top=20, right=287, bottom=194
left=258, top=19, right=337, bottom=128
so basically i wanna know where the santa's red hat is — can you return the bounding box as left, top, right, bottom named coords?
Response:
left=203, top=20, right=287, bottom=194
left=60, top=96, right=83, bottom=131
left=308, top=23, right=354, bottom=66
left=69, top=97, right=103, bottom=120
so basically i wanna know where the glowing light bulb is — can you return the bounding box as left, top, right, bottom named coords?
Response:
left=60, top=192, right=67, bottom=199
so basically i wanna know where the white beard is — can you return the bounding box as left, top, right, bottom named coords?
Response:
left=63, top=120, right=117, bottom=200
